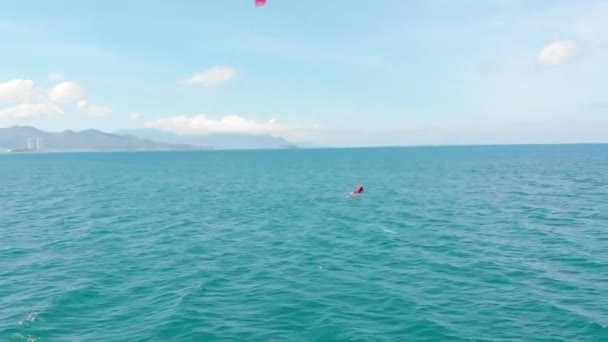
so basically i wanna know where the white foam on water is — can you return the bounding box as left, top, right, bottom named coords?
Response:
left=20, top=313, right=38, bottom=326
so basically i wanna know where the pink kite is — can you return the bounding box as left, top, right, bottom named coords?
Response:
left=255, top=0, right=266, bottom=6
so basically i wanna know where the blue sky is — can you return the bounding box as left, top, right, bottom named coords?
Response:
left=1, top=0, right=607, bottom=146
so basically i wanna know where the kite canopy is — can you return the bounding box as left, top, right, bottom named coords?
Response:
left=255, top=0, right=266, bottom=6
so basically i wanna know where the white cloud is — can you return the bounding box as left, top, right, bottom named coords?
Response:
left=144, top=114, right=291, bottom=135
left=49, top=81, right=85, bottom=104
left=77, top=100, right=112, bottom=117
left=0, top=79, right=36, bottom=103
left=0, top=103, right=63, bottom=121
left=130, top=112, right=141, bottom=121
left=48, top=72, right=64, bottom=83
left=0, top=76, right=114, bottom=125
left=538, top=40, right=579, bottom=66
left=181, top=66, right=237, bottom=86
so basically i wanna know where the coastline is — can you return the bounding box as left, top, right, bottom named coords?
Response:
left=1, top=142, right=607, bottom=156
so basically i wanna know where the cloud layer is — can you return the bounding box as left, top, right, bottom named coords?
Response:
left=0, top=79, right=36, bottom=104
left=144, top=114, right=291, bottom=136
left=130, top=112, right=141, bottom=121
left=49, top=81, right=85, bottom=103
left=0, top=103, right=63, bottom=121
left=77, top=100, right=111, bottom=117
left=181, top=66, right=237, bottom=86
left=0, top=76, right=111, bottom=123
left=538, top=40, right=579, bottom=67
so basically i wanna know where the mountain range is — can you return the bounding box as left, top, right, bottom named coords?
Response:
left=0, top=126, right=297, bottom=152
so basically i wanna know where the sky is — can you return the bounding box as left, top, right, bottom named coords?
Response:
left=0, top=0, right=607, bottom=146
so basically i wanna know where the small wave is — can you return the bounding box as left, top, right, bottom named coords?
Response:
left=19, top=313, right=38, bottom=326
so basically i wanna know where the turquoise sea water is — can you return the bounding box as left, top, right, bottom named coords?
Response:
left=1, top=146, right=607, bottom=341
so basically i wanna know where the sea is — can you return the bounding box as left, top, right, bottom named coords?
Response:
left=1, top=146, right=607, bottom=341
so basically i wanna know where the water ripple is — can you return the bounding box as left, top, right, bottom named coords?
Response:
left=1, top=147, right=607, bottom=341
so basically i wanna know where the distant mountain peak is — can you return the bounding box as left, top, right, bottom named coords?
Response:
left=0, top=126, right=201, bottom=152
left=80, top=128, right=110, bottom=136
left=0, top=125, right=299, bottom=152
left=8, top=125, right=42, bottom=131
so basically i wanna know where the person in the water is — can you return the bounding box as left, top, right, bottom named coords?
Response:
left=354, top=185, right=364, bottom=194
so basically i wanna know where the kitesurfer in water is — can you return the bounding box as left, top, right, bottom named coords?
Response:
left=353, top=185, right=364, bottom=195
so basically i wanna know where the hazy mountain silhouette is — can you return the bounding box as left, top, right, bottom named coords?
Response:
left=0, top=126, right=199, bottom=152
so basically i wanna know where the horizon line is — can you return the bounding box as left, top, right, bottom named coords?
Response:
left=2, top=125, right=607, bottom=149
